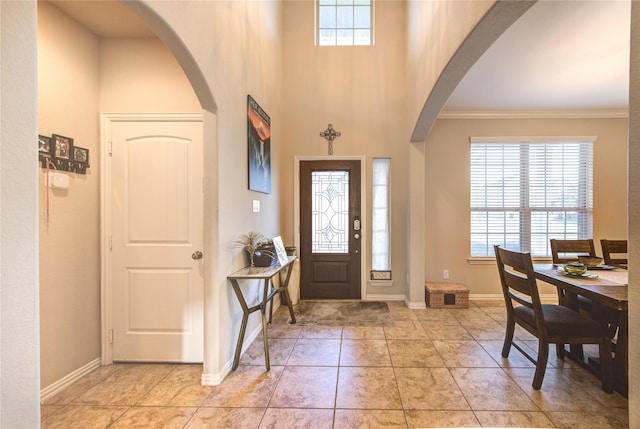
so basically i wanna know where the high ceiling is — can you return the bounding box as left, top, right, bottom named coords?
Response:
left=48, top=0, right=631, bottom=113
left=49, top=0, right=154, bottom=38
left=443, top=0, right=631, bottom=113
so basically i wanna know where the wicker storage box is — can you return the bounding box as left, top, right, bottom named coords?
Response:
left=425, top=282, right=469, bottom=308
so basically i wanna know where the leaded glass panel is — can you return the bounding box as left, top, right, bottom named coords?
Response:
left=311, top=171, right=349, bottom=253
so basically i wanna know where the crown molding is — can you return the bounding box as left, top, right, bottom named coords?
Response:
left=438, top=109, right=629, bottom=120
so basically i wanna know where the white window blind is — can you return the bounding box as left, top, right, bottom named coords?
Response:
left=316, top=0, right=373, bottom=46
left=470, top=138, right=594, bottom=257
left=372, top=158, right=390, bottom=270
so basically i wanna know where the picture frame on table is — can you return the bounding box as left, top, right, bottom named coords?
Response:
left=272, top=235, right=289, bottom=267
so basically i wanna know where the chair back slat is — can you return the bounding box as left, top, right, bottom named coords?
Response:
left=550, top=239, right=596, bottom=264
left=600, top=239, right=628, bottom=267
left=494, top=246, right=542, bottom=315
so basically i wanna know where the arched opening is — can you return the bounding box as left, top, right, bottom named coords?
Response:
left=410, top=1, right=535, bottom=141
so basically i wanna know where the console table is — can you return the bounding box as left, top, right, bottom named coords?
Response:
left=228, top=255, right=297, bottom=370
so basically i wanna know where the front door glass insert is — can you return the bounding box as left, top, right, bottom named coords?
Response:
left=311, top=170, right=349, bottom=253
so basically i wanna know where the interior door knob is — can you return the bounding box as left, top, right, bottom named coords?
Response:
left=192, top=251, right=203, bottom=260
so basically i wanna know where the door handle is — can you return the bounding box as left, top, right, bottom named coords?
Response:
left=192, top=251, right=203, bottom=260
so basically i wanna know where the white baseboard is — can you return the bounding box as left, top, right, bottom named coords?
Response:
left=201, top=321, right=263, bottom=386
left=40, top=358, right=101, bottom=403
left=366, top=293, right=406, bottom=301
left=406, top=300, right=427, bottom=309
left=470, top=294, right=503, bottom=300
left=201, top=364, right=229, bottom=386
left=470, top=293, right=557, bottom=302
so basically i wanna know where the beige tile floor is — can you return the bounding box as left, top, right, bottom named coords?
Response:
left=41, top=300, right=629, bottom=428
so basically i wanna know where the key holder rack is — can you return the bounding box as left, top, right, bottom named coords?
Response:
left=39, top=134, right=90, bottom=174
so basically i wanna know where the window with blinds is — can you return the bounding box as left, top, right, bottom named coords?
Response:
left=470, top=137, right=594, bottom=257
left=316, top=0, right=373, bottom=46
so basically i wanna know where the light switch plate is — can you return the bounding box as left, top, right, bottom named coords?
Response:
left=252, top=200, right=260, bottom=212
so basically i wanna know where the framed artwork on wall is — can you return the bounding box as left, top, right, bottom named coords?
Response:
left=247, top=95, right=271, bottom=194
left=51, top=134, right=73, bottom=160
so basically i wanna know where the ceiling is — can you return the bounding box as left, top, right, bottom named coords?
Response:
left=443, top=0, right=631, bottom=113
left=49, top=0, right=155, bottom=38
left=48, top=0, right=631, bottom=113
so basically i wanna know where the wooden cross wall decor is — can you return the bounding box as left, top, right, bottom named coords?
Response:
left=319, top=124, right=341, bottom=155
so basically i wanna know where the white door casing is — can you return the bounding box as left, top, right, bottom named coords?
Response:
left=102, top=114, right=204, bottom=363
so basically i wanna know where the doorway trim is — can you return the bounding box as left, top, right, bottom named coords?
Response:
left=293, top=155, right=368, bottom=300
left=100, top=112, right=204, bottom=365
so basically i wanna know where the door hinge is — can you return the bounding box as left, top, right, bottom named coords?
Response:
left=109, top=329, right=114, bottom=344
left=109, top=140, right=113, bottom=155
left=109, top=235, right=112, bottom=250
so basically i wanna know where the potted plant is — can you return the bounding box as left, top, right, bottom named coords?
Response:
left=234, top=231, right=273, bottom=272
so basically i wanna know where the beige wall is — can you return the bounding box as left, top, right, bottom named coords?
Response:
left=133, top=0, right=285, bottom=379
left=38, top=3, right=201, bottom=389
left=406, top=0, right=495, bottom=122
left=281, top=0, right=410, bottom=297
left=425, top=117, right=629, bottom=296
left=38, top=2, right=101, bottom=389
left=100, top=38, right=200, bottom=112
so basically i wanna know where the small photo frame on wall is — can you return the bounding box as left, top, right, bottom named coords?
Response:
left=51, top=134, right=73, bottom=160
left=38, top=135, right=52, bottom=158
left=71, top=146, right=90, bottom=174
left=247, top=95, right=271, bottom=194
left=72, top=146, right=89, bottom=165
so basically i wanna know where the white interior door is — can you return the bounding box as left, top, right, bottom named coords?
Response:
left=109, top=116, right=204, bottom=362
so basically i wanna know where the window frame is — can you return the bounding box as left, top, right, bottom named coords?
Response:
left=469, top=136, right=595, bottom=258
left=315, top=0, right=374, bottom=46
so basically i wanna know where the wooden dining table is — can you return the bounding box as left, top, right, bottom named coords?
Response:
left=533, top=264, right=628, bottom=397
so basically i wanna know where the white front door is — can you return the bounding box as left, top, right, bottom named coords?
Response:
left=108, top=115, right=204, bottom=362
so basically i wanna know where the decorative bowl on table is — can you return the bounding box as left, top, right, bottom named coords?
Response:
left=564, top=262, right=587, bottom=275
left=577, top=256, right=603, bottom=268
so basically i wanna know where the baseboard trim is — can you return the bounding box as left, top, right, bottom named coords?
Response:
left=470, top=293, right=557, bottom=302
left=40, top=358, right=101, bottom=403
left=201, top=364, right=229, bottom=386
left=201, top=322, right=263, bottom=386
left=367, top=293, right=406, bottom=301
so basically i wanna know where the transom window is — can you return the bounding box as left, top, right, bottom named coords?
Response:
left=470, top=137, right=594, bottom=257
left=316, top=0, right=373, bottom=46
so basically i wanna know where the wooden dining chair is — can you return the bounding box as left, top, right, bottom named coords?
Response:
left=549, top=239, right=597, bottom=310
left=600, top=239, right=628, bottom=267
left=494, top=245, right=613, bottom=392
left=550, top=239, right=597, bottom=264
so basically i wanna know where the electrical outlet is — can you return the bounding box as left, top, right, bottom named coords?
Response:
left=443, top=269, right=449, bottom=279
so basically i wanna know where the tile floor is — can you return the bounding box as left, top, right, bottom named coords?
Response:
left=40, top=300, right=629, bottom=428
